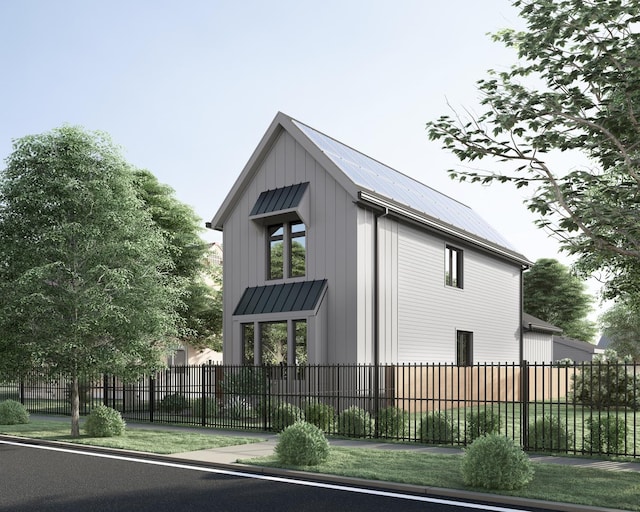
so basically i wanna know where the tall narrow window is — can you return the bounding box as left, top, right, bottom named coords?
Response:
left=293, top=320, right=308, bottom=366
left=445, top=245, right=463, bottom=288
left=268, top=224, right=284, bottom=280
left=267, top=221, right=306, bottom=280
left=290, top=221, right=306, bottom=278
left=261, top=321, right=288, bottom=365
left=456, top=331, right=473, bottom=366
left=242, top=323, right=255, bottom=365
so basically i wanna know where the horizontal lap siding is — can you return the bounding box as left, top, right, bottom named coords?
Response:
left=392, top=223, right=520, bottom=364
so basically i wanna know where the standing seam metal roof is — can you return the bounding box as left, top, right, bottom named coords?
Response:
left=250, top=182, right=309, bottom=216
left=234, top=279, right=327, bottom=316
left=291, top=119, right=519, bottom=254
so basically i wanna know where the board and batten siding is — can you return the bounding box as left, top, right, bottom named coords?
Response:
left=377, top=221, right=521, bottom=364
left=221, top=130, right=359, bottom=364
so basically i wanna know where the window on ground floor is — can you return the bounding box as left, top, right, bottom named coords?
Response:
left=456, top=330, right=473, bottom=366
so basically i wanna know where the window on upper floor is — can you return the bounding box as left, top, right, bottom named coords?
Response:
left=445, top=245, right=463, bottom=289
left=456, top=330, right=473, bottom=366
left=268, top=220, right=306, bottom=280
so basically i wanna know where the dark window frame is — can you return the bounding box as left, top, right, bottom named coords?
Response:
left=456, top=330, right=473, bottom=366
left=267, top=220, right=306, bottom=281
left=445, top=245, right=464, bottom=289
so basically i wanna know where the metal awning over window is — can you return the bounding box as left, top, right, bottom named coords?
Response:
left=233, top=279, right=327, bottom=316
left=249, top=182, right=309, bottom=220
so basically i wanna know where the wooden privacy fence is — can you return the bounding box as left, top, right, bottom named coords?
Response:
left=392, top=363, right=574, bottom=413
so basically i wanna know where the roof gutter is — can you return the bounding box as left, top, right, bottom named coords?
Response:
left=358, top=191, right=532, bottom=267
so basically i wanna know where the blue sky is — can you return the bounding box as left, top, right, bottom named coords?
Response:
left=0, top=1, right=603, bottom=313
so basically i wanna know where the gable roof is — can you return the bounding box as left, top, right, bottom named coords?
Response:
left=211, top=112, right=531, bottom=266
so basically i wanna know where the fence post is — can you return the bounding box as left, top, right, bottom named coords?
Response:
left=201, top=364, right=206, bottom=427
left=19, top=376, right=25, bottom=405
left=262, top=366, right=269, bottom=431
left=520, top=360, right=530, bottom=450
left=103, top=375, right=108, bottom=407
left=149, top=376, right=155, bottom=423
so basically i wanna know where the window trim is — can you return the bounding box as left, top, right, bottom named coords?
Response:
left=445, top=244, right=464, bottom=289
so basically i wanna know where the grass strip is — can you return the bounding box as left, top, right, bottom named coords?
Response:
left=242, top=448, right=640, bottom=512
left=0, top=420, right=262, bottom=454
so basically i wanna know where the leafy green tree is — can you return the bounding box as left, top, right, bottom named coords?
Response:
left=426, top=0, right=640, bottom=302
left=524, top=258, right=596, bottom=341
left=0, top=126, right=181, bottom=436
left=600, top=300, right=640, bottom=362
left=132, top=170, right=222, bottom=350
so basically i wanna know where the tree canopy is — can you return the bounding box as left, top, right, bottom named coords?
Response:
left=600, top=300, right=640, bottom=362
left=523, top=258, right=596, bottom=342
left=426, top=0, right=640, bottom=302
left=132, top=170, right=222, bottom=350
left=0, top=126, right=181, bottom=435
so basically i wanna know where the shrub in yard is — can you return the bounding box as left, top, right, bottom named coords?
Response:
left=465, top=408, right=502, bottom=443
left=336, top=406, right=374, bottom=438
left=303, top=400, right=335, bottom=432
left=224, top=396, right=253, bottom=419
left=84, top=405, right=126, bottom=437
left=275, top=420, right=330, bottom=465
left=571, top=350, right=640, bottom=410
left=0, top=399, right=30, bottom=425
left=376, top=406, right=408, bottom=438
left=159, top=393, right=188, bottom=413
left=526, top=415, right=572, bottom=451
left=461, top=434, right=534, bottom=490
left=586, top=415, right=628, bottom=454
left=271, top=402, right=304, bottom=432
left=190, top=397, right=218, bottom=420
left=419, top=411, right=458, bottom=444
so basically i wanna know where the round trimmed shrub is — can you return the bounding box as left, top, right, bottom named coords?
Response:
left=462, top=434, right=534, bottom=490
left=271, top=402, right=304, bottom=432
left=526, top=415, right=572, bottom=451
left=159, top=393, right=188, bottom=413
left=0, top=399, right=30, bottom=425
left=377, top=406, right=408, bottom=438
left=303, top=400, right=335, bottom=432
left=465, top=408, right=502, bottom=443
left=84, top=405, right=126, bottom=437
left=275, top=420, right=330, bottom=466
left=336, top=406, right=374, bottom=438
left=419, top=411, right=458, bottom=444
left=191, top=397, right=218, bottom=420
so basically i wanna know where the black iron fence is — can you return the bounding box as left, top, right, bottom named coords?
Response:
left=1, top=361, right=638, bottom=457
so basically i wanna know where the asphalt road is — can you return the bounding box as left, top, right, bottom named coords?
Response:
left=0, top=441, right=553, bottom=512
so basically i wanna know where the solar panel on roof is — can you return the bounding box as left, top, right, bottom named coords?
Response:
left=292, top=120, right=517, bottom=252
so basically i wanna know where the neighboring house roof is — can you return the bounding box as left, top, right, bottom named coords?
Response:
left=597, top=334, right=613, bottom=349
left=210, top=112, right=531, bottom=266
left=553, top=335, right=597, bottom=362
left=234, top=279, right=327, bottom=316
left=522, top=313, right=563, bottom=334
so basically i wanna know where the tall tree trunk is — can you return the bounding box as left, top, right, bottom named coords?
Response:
left=70, top=375, right=80, bottom=437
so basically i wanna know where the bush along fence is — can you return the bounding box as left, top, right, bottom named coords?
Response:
left=1, top=360, right=639, bottom=458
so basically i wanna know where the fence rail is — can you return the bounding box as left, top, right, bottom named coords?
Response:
left=1, top=361, right=638, bottom=458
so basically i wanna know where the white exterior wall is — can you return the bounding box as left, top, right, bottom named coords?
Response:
left=221, top=131, right=358, bottom=364
left=376, top=220, right=522, bottom=364
left=523, top=332, right=553, bottom=363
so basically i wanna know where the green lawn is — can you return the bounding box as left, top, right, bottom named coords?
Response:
left=0, top=420, right=263, bottom=454
left=242, top=448, right=640, bottom=512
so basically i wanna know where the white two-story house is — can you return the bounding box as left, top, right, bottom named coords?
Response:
left=209, top=112, right=531, bottom=367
